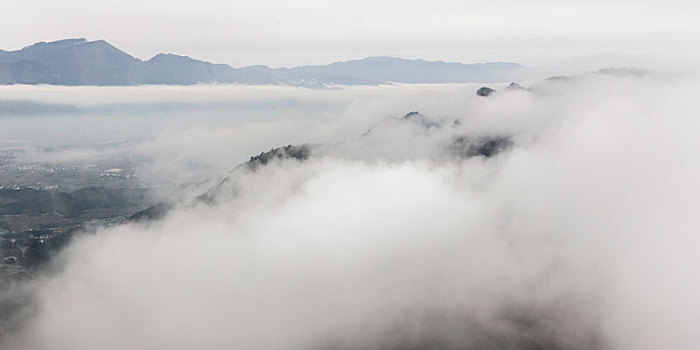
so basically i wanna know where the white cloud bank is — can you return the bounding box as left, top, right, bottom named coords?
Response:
left=3, top=72, right=700, bottom=349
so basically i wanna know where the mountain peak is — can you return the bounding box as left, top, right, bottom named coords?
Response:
left=147, top=53, right=199, bottom=63
left=22, top=38, right=88, bottom=51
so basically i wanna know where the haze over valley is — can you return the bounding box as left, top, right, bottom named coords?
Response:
left=1, top=0, right=700, bottom=348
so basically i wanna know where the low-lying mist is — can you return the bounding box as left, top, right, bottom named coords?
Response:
left=2, top=71, right=699, bottom=349
left=0, top=83, right=478, bottom=192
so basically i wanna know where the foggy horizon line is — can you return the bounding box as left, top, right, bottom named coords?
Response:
left=3, top=37, right=523, bottom=70
left=0, top=38, right=526, bottom=86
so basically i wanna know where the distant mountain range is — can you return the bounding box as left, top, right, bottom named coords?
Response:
left=0, top=38, right=522, bottom=86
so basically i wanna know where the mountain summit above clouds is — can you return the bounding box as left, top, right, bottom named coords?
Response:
left=0, top=38, right=521, bottom=86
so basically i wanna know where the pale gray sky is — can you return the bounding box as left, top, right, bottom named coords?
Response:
left=2, top=0, right=699, bottom=67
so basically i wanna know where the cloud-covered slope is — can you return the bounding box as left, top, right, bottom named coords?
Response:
left=2, top=70, right=697, bottom=349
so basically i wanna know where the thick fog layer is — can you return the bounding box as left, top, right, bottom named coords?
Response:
left=2, top=73, right=699, bottom=349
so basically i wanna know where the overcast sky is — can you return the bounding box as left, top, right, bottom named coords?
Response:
left=3, top=0, right=700, bottom=67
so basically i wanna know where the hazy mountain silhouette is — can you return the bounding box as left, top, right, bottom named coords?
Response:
left=0, top=38, right=522, bottom=86
left=0, top=38, right=140, bottom=85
